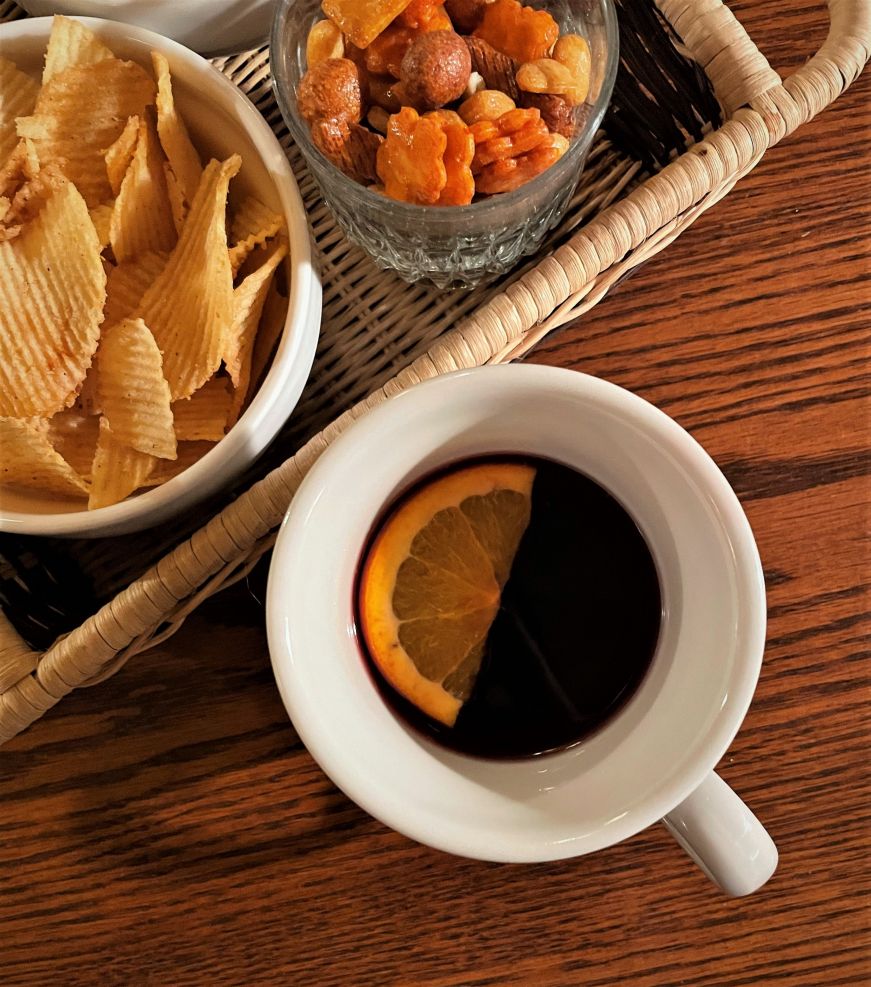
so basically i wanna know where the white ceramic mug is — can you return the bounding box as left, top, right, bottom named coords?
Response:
left=266, top=365, right=777, bottom=896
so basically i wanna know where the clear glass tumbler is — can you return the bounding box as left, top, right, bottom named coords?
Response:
left=271, top=0, right=618, bottom=288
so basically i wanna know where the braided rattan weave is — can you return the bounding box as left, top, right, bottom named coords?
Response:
left=0, top=0, right=868, bottom=744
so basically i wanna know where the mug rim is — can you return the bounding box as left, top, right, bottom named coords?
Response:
left=266, top=365, right=767, bottom=861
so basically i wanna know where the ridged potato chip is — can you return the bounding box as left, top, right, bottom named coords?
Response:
left=89, top=417, right=155, bottom=510
left=171, top=376, right=233, bottom=441
left=0, top=416, right=90, bottom=497
left=163, top=161, right=187, bottom=233
left=152, top=51, right=202, bottom=204
left=46, top=408, right=100, bottom=479
left=104, top=115, right=139, bottom=197
left=0, top=137, right=40, bottom=190
left=104, top=250, right=168, bottom=327
left=75, top=364, right=101, bottom=416
left=0, top=158, right=67, bottom=234
left=0, top=139, right=56, bottom=237
left=97, top=317, right=176, bottom=460
left=0, top=58, right=40, bottom=163
left=0, top=180, right=105, bottom=417
left=0, top=140, right=39, bottom=239
left=42, top=15, right=114, bottom=85
left=137, top=155, right=241, bottom=400
left=110, top=116, right=177, bottom=263
left=225, top=241, right=289, bottom=422
left=20, top=57, right=156, bottom=207
left=228, top=195, right=286, bottom=275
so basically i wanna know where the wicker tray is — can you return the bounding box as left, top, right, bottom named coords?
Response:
left=0, top=0, right=868, bottom=745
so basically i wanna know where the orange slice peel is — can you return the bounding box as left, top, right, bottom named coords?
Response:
left=359, top=462, right=535, bottom=726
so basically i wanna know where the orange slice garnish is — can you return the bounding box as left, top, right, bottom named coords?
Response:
left=359, top=461, right=535, bottom=726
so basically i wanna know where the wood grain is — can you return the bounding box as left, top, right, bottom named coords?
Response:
left=1, top=5, right=869, bottom=985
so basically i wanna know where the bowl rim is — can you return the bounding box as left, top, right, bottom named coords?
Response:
left=0, top=15, right=322, bottom=537
left=269, top=0, right=620, bottom=219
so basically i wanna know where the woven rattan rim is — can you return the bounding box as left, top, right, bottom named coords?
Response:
left=0, top=0, right=869, bottom=744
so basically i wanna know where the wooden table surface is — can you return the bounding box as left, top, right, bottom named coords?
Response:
left=2, top=4, right=869, bottom=984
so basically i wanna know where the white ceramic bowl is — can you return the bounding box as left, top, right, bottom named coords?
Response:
left=266, top=366, right=776, bottom=894
left=17, top=1, right=277, bottom=57
left=0, top=17, right=321, bottom=537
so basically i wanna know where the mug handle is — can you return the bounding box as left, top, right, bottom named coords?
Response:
left=662, top=771, right=778, bottom=896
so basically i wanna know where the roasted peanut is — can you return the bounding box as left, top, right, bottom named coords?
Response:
left=516, top=58, right=575, bottom=97
left=458, top=88, right=516, bottom=124
left=552, top=33, right=591, bottom=105
left=305, top=19, right=344, bottom=68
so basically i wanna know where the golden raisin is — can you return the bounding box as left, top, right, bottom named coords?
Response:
left=298, top=57, right=363, bottom=126
left=476, top=131, right=569, bottom=193
left=426, top=109, right=475, bottom=205
left=470, top=106, right=549, bottom=170
left=376, top=106, right=448, bottom=204
left=458, top=88, right=516, bottom=124
left=306, top=19, right=344, bottom=68
left=474, top=0, right=559, bottom=64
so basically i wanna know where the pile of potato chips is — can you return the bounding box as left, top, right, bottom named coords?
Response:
left=0, top=16, right=290, bottom=510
